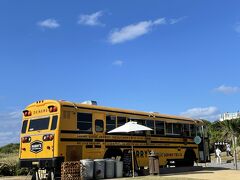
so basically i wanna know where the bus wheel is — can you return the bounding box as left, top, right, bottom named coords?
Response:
left=183, top=149, right=196, bottom=167
left=175, top=160, right=184, bottom=167
left=104, top=148, right=123, bottom=160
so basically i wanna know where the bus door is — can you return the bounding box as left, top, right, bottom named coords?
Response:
left=198, top=126, right=210, bottom=163
left=134, top=119, right=152, bottom=144
left=94, top=113, right=105, bottom=134
left=202, top=126, right=211, bottom=162
left=145, top=131, right=151, bottom=145
left=145, top=120, right=154, bottom=144
left=91, top=113, right=105, bottom=157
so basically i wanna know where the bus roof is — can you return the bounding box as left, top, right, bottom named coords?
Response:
left=59, top=100, right=202, bottom=124
left=26, top=100, right=203, bottom=124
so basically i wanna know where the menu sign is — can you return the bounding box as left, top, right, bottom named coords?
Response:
left=122, top=149, right=138, bottom=176
left=123, top=149, right=132, bottom=174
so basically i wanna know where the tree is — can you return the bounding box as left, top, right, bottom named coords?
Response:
left=204, top=120, right=223, bottom=152
left=221, top=118, right=240, bottom=170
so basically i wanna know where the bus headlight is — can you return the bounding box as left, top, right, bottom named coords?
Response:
left=21, top=136, right=31, bottom=143
left=43, top=134, right=54, bottom=141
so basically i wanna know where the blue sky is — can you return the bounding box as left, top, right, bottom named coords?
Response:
left=1, top=0, right=240, bottom=146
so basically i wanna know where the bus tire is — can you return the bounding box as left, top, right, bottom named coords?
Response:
left=175, top=160, right=184, bottom=167
left=183, top=149, right=196, bottom=167
left=104, top=148, right=123, bottom=160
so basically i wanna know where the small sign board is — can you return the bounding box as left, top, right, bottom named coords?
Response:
left=194, top=136, right=202, bottom=145
left=30, top=140, right=43, bottom=153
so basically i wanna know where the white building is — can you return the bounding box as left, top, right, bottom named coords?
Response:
left=220, top=112, right=240, bottom=121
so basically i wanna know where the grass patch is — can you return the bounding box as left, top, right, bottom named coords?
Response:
left=0, top=144, right=28, bottom=176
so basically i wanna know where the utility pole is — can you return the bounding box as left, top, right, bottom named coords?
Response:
left=234, top=136, right=238, bottom=170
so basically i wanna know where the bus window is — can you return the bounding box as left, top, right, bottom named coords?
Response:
left=146, top=120, right=155, bottom=134
left=197, top=126, right=202, bottom=137
left=95, top=119, right=104, bottom=132
left=51, top=116, right=58, bottom=130
left=106, top=115, right=116, bottom=132
left=173, top=123, right=182, bottom=135
left=21, top=120, right=28, bottom=134
left=77, top=113, right=92, bottom=133
left=183, top=124, right=190, bottom=136
left=190, top=124, right=197, bottom=137
left=155, top=121, right=165, bottom=135
left=29, top=117, right=50, bottom=131
left=117, top=116, right=126, bottom=127
left=127, top=118, right=144, bottom=124
left=136, top=119, right=146, bottom=125
left=136, top=119, right=146, bottom=134
left=166, top=123, right=173, bottom=134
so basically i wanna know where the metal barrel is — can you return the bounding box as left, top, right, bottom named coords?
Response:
left=94, top=159, right=105, bottom=179
left=115, top=160, right=123, bottom=178
left=80, top=159, right=94, bottom=180
left=105, top=159, right=115, bottom=178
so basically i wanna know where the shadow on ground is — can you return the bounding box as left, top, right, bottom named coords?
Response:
left=160, top=166, right=231, bottom=176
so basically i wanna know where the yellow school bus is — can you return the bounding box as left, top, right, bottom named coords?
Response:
left=19, top=100, right=210, bottom=179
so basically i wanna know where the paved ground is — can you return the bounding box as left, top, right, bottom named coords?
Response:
left=1, top=161, right=240, bottom=180
left=199, top=160, right=240, bottom=170
left=161, top=161, right=240, bottom=180
left=162, top=168, right=240, bottom=180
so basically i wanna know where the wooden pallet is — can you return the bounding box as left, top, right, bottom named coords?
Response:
left=61, top=161, right=85, bottom=180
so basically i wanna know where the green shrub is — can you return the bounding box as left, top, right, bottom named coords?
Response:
left=16, top=167, right=29, bottom=176
left=0, top=152, right=29, bottom=176
left=0, top=143, right=19, bottom=154
left=0, top=154, right=18, bottom=176
left=0, top=144, right=29, bottom=176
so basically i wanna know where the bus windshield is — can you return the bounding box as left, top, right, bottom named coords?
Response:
left=28, top=117, right=50, bottom=131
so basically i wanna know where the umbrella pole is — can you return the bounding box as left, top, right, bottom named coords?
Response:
left=132, top=144, right=135, bottom=178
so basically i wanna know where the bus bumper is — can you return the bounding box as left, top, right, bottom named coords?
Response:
left=19, top=157, right=64, bottom=169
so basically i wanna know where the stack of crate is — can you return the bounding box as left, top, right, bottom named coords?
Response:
left=61, top=161, right=85, bottom=180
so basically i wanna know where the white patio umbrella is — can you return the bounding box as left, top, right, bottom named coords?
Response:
left=108, top=121, right=153, bottom=177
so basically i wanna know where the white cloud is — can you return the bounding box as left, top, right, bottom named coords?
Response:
left=169, top=16, right=187, bottom=25
left=153, top=18, right=166, bottom=25
left=37, top=18, right=60, bottom=29
left=108, top=18, right=166, bottom=44
left=0, top=110, right=22, bottom=147
left=0, top=132, right=13, bottom=137
left=214, top=85, right=240, bottom=94
left=234, top=22, right=240, bottom=33
left=180, top=106, right=220, bottom=121
left=9, top=111, right=22, bottom=119
left=112, top=60, right=123, bottom=67
left=78, top=11, right=104, bottom=26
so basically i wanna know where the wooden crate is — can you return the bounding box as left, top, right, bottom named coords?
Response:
left=61, top=161, right=85, bottom=180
